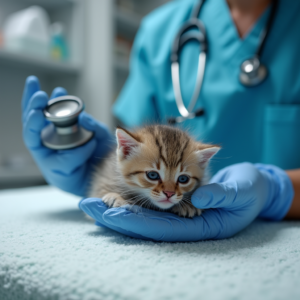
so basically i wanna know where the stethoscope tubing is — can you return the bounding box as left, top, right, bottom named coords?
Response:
left=169, top=0, right=278, bottom=124
left=171, top=52, right=206, bottom=118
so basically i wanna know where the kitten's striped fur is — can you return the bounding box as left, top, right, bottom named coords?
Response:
left=88, top=125, right=220, bottom=218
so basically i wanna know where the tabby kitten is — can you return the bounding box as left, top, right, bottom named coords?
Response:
left=88, top=125, right=220, bottom=218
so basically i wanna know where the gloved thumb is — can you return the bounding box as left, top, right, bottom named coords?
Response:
left=79, top=112, right=115, bottom=144
left=191, top=182, right=238, bottom=209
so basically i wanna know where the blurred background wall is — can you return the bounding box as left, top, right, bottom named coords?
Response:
left=0, top=0, right=169, bottom=189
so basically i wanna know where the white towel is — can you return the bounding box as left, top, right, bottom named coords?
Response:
left=0, top=186, right=299, bottom=300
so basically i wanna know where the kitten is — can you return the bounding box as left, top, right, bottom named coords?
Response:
left=88, top=125, right=220, bottom=218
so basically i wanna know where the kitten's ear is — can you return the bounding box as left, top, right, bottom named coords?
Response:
left=196, top=146, right=220, bottom=168
left=116, top=128, right=141, bottom=160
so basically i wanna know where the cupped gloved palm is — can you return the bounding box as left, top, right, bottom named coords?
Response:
left=22, top=76, right=115, bottom=196
left=79, top=162, right=294, bottom=242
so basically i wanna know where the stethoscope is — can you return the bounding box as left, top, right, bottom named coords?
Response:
left=168, top=0, right=278, bottom=125
left=41, top=0, right=278, bottom=149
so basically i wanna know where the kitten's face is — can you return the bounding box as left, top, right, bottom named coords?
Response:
left=116, top=126, right=220, bottom=210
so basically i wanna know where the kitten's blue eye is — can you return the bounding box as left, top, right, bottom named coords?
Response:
left=178, top=175, right=189, bottom=184
left=146, top=171, right=160, bottom=180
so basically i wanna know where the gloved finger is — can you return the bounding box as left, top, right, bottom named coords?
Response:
left=46, top=139, right=97, bottom=175
left=22, top=76, right=40, bottom=112
left=210, top=163, right=259, bottom=184
left=79, top=198, right=149, bottom=239
left=103, top=205, right=248, bottom=241
left=79, top=198, right=108, bottom=226
left=79, top=112, right=115, bottom=145
left=23, top=88, right=67, bottom=123
left=102, top=206, right=209, bottom=242
left=23, top=91, right=49, bottom=123
left=191, top=182, right=239, bottom=209
left=209, top=166, right=230, bottom=184
left=50, top=87, right=68, bottom=99
left=101, top=221, right=151, bottom=240
left=23, top=109, right=49, bottom=149
left=95, top=221, right=108, bottom=228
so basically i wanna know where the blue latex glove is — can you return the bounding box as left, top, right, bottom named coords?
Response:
left=79, top=163, right=294, bottom=242
left=22, top=76, right=115, bottom=196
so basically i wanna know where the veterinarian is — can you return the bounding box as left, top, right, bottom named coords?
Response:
left=22, top=0, right=300, bottom=241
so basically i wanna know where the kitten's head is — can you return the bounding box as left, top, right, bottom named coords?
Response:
left=116, top=125, right=220, bottom=210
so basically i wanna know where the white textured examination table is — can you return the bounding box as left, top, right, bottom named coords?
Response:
left=0, top=186, right=300, bottom=300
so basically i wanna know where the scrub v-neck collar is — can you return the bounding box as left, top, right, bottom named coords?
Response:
left=206, top=0, right=271, bottom=64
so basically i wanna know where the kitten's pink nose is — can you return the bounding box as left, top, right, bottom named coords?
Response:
left=163, top=191, right=175, bottom=198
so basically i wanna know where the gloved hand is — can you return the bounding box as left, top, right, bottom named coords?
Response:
left=22, top=76, right=115, bottom=196
left=79, top=162, right=294, bottom=242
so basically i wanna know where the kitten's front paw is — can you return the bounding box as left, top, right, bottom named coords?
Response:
left=170, top=203, right=202, bottom=218
left=102, top=193, right=128, bottom=208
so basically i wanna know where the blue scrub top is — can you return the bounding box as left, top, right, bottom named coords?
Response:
left=113, top=0, right=300, bottom=175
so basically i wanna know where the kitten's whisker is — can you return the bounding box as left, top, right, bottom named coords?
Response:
left=129, top=195, right=149, bottom=205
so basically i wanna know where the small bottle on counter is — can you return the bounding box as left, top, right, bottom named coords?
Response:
left=50, top=22, right=69, bottom=61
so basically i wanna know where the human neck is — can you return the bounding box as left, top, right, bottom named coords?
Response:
left=226, top=0, right=272, bottom=38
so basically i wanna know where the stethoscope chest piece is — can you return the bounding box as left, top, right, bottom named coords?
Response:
left=239, top=56, right=267, bottom=87
left=41, top=95, right=94, bottom=150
